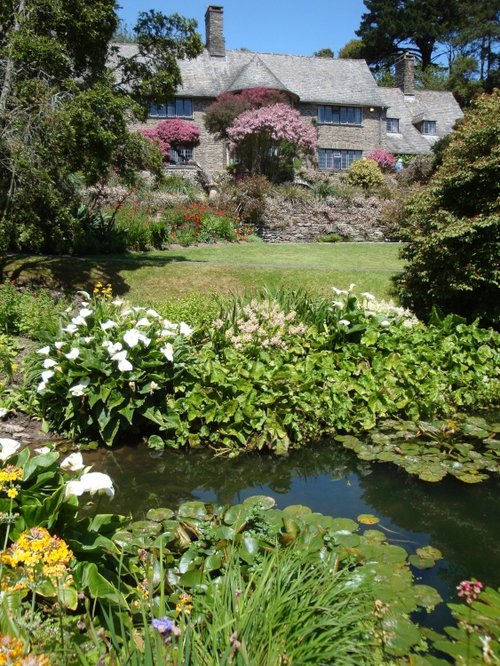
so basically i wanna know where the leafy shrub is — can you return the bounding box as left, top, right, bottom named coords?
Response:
left=25, top=292, right=194, bottom=445
left=311, top=179, right=340, bottom=200
left=394, top=91, right=500, bottom=327
left=398, top=154, right=435, bottom=185
left=0, top=334, right=18, bottom=383
left=0, top=283, right=69, bottom=339
left=219, top=174, right=272, bottom=226
left=346, top=159, right=384, bottom=190
left=367, top=147, right=396, bottom=172
left=161, top=203, right=244, bottom=244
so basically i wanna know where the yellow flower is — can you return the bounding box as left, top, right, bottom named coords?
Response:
left=176, top=591, right=193, bottom=615
left=6, top=488, right=17, bottom=499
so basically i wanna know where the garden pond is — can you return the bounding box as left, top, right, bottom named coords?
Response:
left=86, top=438, right=500, bottom=632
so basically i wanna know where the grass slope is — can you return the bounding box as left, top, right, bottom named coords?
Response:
left=1, top=242, right=403, bottom=304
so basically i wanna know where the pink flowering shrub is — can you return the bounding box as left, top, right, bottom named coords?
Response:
left=139, top=120, right=200, bottom=162
left=205, top=88, right=290, bottom=139
left=367, top=147, right=396, bottom=172
left=227, top=103, right=317, bottom=180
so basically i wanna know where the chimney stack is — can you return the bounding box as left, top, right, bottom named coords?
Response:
left=395, top=52, right=415, bottom=95
left=205, top=6, right=225, bottom=57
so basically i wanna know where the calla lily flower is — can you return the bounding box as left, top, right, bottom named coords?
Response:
left=60, top=452, right=85, bottom=472
left=0, top=438, right=21, bottom=461
left=65, top=472, right=114, bottom=499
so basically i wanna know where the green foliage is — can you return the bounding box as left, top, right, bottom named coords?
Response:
left=395, top=91, right=500, bottom=327
left=346, top=158, right=385, bottom=189
left=161, top=203, right=243, bottom=245
left=0, top=333, right=18, bottom=383
left=0, top=283, right=69, bottom=339
left=337, top=39, right=366, bottom=59
left=313, top=47, right=334, bottom=58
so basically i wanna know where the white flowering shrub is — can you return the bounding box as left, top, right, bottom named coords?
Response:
left=25, top=291, right=194, bottom=445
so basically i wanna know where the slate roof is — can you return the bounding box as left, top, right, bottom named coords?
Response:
left=380, top=87, right=463, bottom=153
left=115, top=45, right=386, bottom=108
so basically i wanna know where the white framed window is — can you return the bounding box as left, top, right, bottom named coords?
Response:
left=169, top=145, right=194, bottom=164
left=149, top=98, right=193, bottom=118
left=386, top=117, right=400, bottom=133
left=421, top=120, right=437, bottom=135
left=318, top=148, right=362, bottom=170
left=317, top=105, right=362, bottom=126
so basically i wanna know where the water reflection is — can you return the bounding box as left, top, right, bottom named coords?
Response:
left=88, top=440, right=500, bottom=597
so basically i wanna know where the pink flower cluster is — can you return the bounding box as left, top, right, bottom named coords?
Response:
left=367, top=147, right=396, bottom=171
left=456, top=580, right=483, bottom=605
left=227, top=103, right=317, bottom=155
left=139, top=120, right=200, bottom=159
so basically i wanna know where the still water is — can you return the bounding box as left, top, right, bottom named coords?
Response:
left=90, top=441, right=499, bottom=626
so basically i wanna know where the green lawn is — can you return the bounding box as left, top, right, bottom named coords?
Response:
left=1, top=242, right=404, bottom=304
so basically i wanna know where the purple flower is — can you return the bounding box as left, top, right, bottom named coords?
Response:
left=151, top=617, right=176, bottom=636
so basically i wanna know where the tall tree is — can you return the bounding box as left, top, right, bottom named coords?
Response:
left=356, top=0, right=461, bottom=70
left=0, top=1, right=202, bottom=253
left=313, top=48, right=334, bottom=58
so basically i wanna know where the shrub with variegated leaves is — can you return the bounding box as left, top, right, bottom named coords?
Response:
left=25, top=291, right=194, bottom=446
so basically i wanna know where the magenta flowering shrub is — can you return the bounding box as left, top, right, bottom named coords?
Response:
left=367, top=147, right=396, bottom=172
left=139, top=120, right=200, bottom=162
left=227, top=103, right=317, bottom=180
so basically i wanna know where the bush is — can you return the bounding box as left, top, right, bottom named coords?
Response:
left=367, top=147, right=396, bottom=172
left=394, top=91, right=500, bottom=327
left=0, top=283, right=69, bottom=339
left=346, top=159, right=384, bottom=190
left=219, top=174, right=272, bottom=226
left=161, top=203, right=244, bottom=245
left=398, top=154, right=435, bottom=185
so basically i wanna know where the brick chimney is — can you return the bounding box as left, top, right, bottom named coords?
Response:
left=205, top=6, right=225, bottom=57
left=395, top=52, right=415, bottom=95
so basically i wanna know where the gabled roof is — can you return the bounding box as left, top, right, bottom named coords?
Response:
left=116, top=45, right=387, bottom=107
left=379, top=87, right=463, bottom=153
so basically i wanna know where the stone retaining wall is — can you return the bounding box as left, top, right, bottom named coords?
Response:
left=258, top=195, right=389, bottom=242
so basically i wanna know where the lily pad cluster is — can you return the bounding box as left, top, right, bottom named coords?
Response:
left=336, top=415, right=500, bottom=483
left=113, top=496, right=444, bottom=660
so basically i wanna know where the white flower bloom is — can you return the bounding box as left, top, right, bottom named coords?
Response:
left=121, top=308, right=132, bottom=316
left=65, top=471, right=114, bottom=499
left=0, top=407, right=8, bottom=419
left=112, top=298, right=124, bottom=306
left=162, top=320, right=178, bottom=330
left=179, top=322, right=193, bottom=336
left=136, top=317, right=151, bottom=328
left=150, top=381, right=159, bottom=391
left=79, top=308, right=93, bottom=317
left=34, top=446, right=51, bottom=455
left=80, top=300, right=90, bottom=307
left=332, top=301, right=344, bottom=308
left=348, top=283, right=356, bottom=291
left=63, top=324, right=78, bottom=334
left=37, top=346, right=50, bottom=355
left=71, top=316, right=87, bottom=326
left=83, top=336, right=94, bottom=343
left=146, top=309, right=161, bottom=318
left=65, top=348, right=80, bottom=360
left=161, top=344, right=174, bottom=362
left=43, top=358, right=58, bottom=369
left=123, top=329, right=150, bottom=348
left=332, top=287, right=348, bottom=296
left=0, top=438, right=21, bottom=461
left=132, top=306, right=144, bottom=313
left=54, top=341, right=65, bottom=350
left=111, top=350, right=133, bottom=372
left=100, top=320, right=117, bottom=331
left=160, top=329, right=176, bottom=338
left=37, top=381, right=47, bottom=392
left=78, top=291, right=91, bottom=300
left=69, top=379, right=89, bottom=397
left=361, top=292, right=376, bottom=301
left=338, top=319, right=351, bottom=327
left=60, top=452, right=85, bottom=472
left=380, top=320, right=391, bottom=327
left=106, top=342, right=123, bottom=356
left=41, top=370, right=55, bottom=382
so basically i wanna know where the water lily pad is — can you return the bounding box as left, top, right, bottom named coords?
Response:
left=129, top=520, right=161, bottom=537
left=283, top=505, right=312, bottom=517
left=111, top=530, right=134, bottom=548
left=243, top=495, right=276, bottom=510
left=357, top=514, right=380, bottom=525
left=416, top=546, right=443, bottom=561
left=177, top=501, right=208, bottom=519
left=330, top=518, right=358, bottom=533
left=146, top=507, right=174, bottom=522
left=409, top=555, right=436, bottom=569
left=412, top=584, right=442, bottom=610
left=417, top=466, right=447, bottom=482
left=362, top=529, right=386, bottom=543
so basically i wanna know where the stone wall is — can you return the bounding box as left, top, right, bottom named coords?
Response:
left=258, top=195, right=389, bottom=242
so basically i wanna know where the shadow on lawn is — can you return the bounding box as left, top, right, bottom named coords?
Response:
left=0, top=252, right=195, bottom=296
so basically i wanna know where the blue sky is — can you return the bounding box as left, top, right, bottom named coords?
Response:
left=116, top=1, right=368, bottom=57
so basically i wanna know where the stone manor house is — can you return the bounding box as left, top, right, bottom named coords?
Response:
left=123, top=5, right=463, bottom=176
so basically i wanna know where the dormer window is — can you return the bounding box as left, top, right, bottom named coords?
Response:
left=421, top=120, right=436, bottom=135
left=318, top=105, right=362, bottom=126
left=149, top=98, right=193, bottom=118
left=386, top=118, right=399, bottom=133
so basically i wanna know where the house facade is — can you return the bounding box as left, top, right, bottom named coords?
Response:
left=125, top=5, right=463, bottom=176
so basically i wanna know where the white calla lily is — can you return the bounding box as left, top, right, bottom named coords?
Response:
left=65, top=348, right=80, bottom=360
left=60, top=452, right=85, bottom=472
left=0, top=438, right=21, bottom=461
left=65, top=472, right=114, bottom=499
